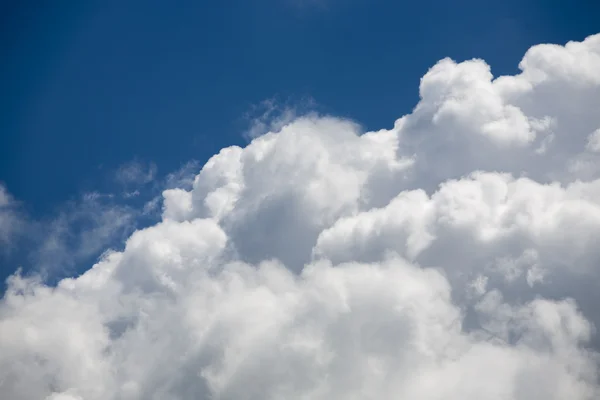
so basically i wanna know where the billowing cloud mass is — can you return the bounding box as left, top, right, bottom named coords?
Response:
left=2, top=34, right=600, bottom=399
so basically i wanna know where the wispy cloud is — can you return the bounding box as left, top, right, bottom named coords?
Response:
left=0, top=184, right=23, bottom=253
left=115, top=160, right=157, bottom=187
left=32, top=192, right=136, bottom=281
left=243, top=96, right=318, bottom=139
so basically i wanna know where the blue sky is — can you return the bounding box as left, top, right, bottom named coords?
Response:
left=1, top=0, right=599, bottom=283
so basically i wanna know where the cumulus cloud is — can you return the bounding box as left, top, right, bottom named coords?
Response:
left=2, top=34, right=600, bottom=399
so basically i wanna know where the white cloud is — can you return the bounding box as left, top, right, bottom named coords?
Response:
left=2, top=33, right=600, bottom=399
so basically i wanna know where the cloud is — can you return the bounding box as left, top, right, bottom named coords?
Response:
left=32, top=192, right=136, bottom=280
left=1, top=33, right=600, bottom=399
left=115, top=160, right=157, bottom=188
left=0, top=186, right=136, bottom=288
left=587, top=128, right=600, bottom=152
left=0, top=184, right=23, bottom=251
left=242, top=96, right=318, bottom=140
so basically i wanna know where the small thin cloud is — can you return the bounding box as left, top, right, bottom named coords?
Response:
left=0, top=184, right=23, bottom=252
left=115, top=160, right=157, bottom=187
left=164, top=160, right=201, bottom=190
left=243, top=95, right=318, bottom=139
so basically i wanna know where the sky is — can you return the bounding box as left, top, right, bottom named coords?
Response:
left=2, top=0, right=599, bottom=216
left=1, top=1, right=600, bottom=399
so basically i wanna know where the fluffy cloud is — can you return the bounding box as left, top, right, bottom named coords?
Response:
left=1, top=34, right=600, bottom=399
